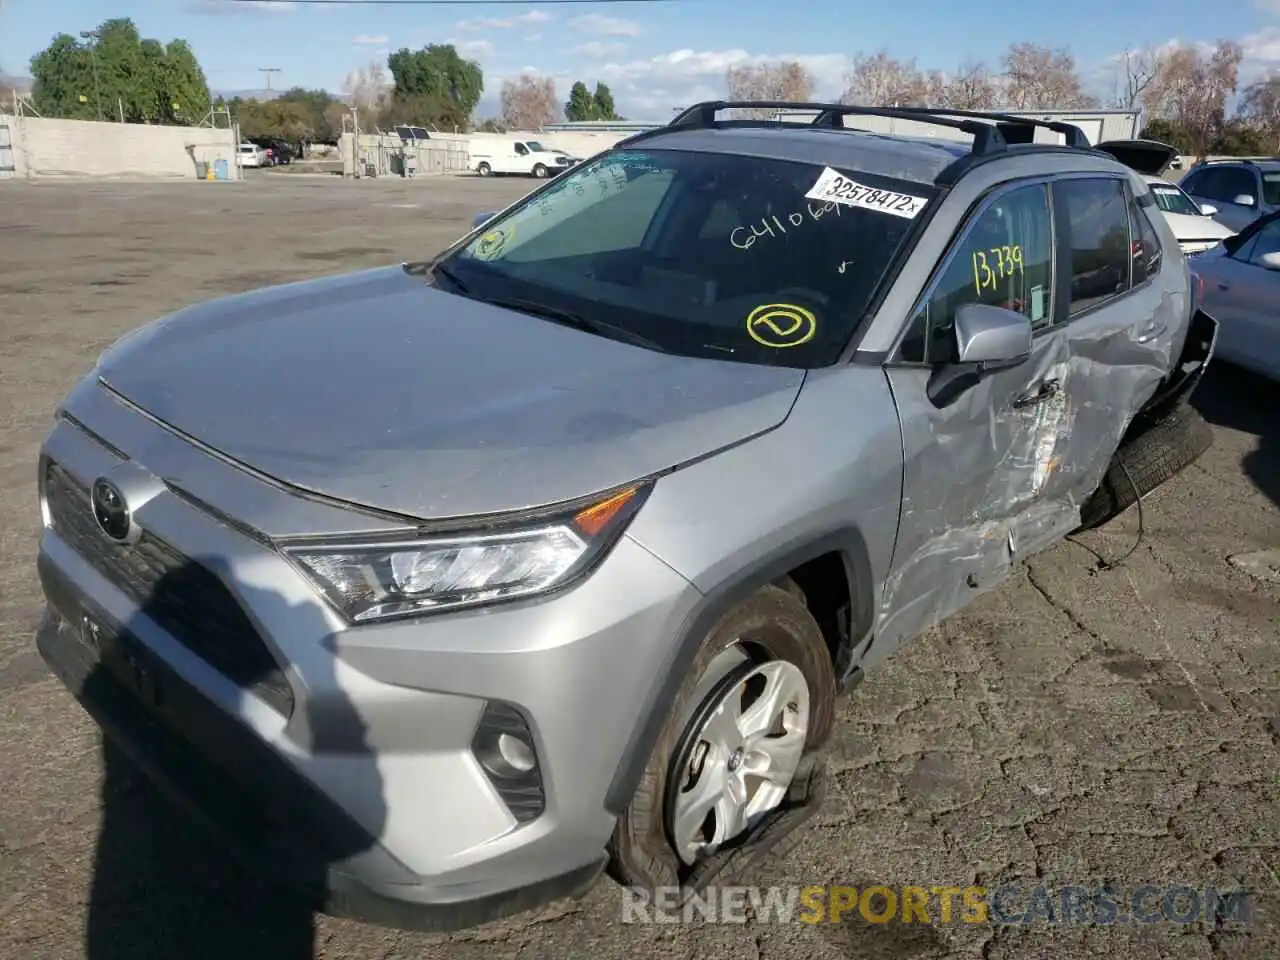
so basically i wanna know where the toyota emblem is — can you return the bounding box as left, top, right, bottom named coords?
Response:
left=91, top=479, right=132, bottom=542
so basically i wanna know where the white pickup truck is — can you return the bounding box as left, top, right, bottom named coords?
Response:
left=468, top=138, right=579, bottom=178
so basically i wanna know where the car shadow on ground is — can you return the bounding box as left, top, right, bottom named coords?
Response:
left=1190, top=360, right=1279, bottom=511
left=69, top=561, right=386, bottom=960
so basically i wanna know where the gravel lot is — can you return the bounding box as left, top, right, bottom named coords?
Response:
left=1, top=176, right=1278, bottom=960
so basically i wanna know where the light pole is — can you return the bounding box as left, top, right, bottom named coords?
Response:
left=79, top=30, right=103, bottom=121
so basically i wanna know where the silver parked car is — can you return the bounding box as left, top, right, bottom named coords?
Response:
left=34, top=100, right=1218, bottom=931
left=1179, top=157, right=1280, bottom=232
left=1191, top=209, right=1280, bottom=380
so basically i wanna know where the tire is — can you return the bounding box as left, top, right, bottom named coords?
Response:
left=1076, top=402, right=1214, bottom=531
left=532, top=163, right=549, bottom=178
left=477, top=162, right=491, bottom=177
left=606, top=585, right=837, bottom=899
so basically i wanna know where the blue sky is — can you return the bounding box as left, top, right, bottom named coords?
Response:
left=2, top=0, right=1279, bottom=120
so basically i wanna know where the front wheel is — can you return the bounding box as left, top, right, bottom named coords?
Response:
left=606, top=584, right=836, bottom=897
left=532, top=163, right=549, bottom=178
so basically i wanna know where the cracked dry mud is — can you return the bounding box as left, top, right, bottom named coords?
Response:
left=1, top=178, right=1277, bottom=960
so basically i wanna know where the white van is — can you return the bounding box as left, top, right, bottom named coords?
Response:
left=468, top=138, right=575, bottom=178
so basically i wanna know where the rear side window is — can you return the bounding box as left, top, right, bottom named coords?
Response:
left=1054, top=178, right=1131, bottom=316
left=898, top=182, right=1054, bottom=364
left=1129, top=191, right=1163, bottom=285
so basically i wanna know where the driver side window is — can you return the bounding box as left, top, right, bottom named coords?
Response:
left=1235, top=220, right=1280, bottom=266
left=515, top=143, right=529, bottom=156
left=899, top=183, right=1055, bottom=364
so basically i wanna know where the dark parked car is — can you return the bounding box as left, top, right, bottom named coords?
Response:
left=248, top=137, right=297, bottom=166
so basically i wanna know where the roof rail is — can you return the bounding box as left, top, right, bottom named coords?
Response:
left=850, top=106, right=1092, bottom=149
left=662, top=100, right=1010, bottom=155
left=1192, top=156, right=1278, bottom=166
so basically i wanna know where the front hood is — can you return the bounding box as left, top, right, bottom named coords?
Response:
left=1161, top=211, right=1235, bottom=242
left=96, top=266, right=804, bottom=520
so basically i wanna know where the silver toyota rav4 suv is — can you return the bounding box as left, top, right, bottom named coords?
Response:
left=34, top=101, right=1219, bottom=931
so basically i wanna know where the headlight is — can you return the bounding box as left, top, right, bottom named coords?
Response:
left=282, top=484, right=649, bottom=623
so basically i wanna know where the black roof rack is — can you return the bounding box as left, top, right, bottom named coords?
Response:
left=1191, top=156, right=1278, bottom=166
left=842, top=105, right=1093, bottom=149
left=660, top=100, right=1010, bottom=155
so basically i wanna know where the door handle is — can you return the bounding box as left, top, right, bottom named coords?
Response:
left=1013, top=378, right=1060, bottom=409
left=1218, top=282, right=1230, bottom=291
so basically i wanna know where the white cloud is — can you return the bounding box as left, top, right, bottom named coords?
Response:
left=457, top=10, right=550, bottom=31
left=445, top=38, right=497, bottom=60
left=1242, top=27, right=1280, bottom=80
left=574, top=41, right=626, bottom=59
left=1256, top=0, right=1280, bottom=14
left=352, top=34, right=389, bottom=46
left=590, top=49, right=850, bottom=116
left=569, top=14, right=642, bottom=38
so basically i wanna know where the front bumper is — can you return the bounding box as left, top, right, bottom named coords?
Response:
left=34, top=380, right=703, bottom=929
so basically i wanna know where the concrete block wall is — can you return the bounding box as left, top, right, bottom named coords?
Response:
left=0, top=114, right=237, bottom=179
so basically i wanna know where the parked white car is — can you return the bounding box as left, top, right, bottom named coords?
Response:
left=236, top=142, right=266, bottom=168
left=1093, top=139, right=1235, bottom=256
left=468, top=138, right=577, bottom=178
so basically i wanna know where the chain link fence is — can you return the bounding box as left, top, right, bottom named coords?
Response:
left=340, top=132, right=471, bottom=179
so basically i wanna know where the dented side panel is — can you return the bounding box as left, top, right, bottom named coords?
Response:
left=871, top=329, right=1081, bottom=664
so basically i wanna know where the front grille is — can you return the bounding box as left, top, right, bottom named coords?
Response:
left=43, top=462, right=295, bottom=716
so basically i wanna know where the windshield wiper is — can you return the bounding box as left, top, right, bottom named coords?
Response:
left=431, top=261, right=469, bottom=294
left=482, top=296, right=670, bottom=353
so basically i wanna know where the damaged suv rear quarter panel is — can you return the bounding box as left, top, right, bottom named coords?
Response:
left=853, top=152, right=1186, bottom=660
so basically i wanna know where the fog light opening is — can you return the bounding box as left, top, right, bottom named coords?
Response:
left=471, top=700, right=546, bottom=823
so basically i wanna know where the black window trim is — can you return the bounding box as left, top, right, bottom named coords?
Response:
left=1126, top=179, right=1164, bottom=297
left=1050, top=171, right=1141, bottom=325
left=883, top=174, right=1059, bottom=368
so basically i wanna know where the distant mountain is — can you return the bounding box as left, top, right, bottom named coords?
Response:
left=0, top=73, right=33, bottom=95
left=211, top=87, right=282, bottom=102
left=211, top=88, right=352, bottom=103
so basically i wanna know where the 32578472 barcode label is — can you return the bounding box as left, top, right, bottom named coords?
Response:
left=803, top=167, right=929, bottom=219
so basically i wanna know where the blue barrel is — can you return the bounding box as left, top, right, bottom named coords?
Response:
left=214, top=158, right=229, bottom=180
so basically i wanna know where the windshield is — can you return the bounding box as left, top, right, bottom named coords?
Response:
left=439, top=148, right=934, bottom=366
left=525, top=141, right=547, bottom=152
left=1264, top=172, right=1280, bottom=206
left=1150, top=183, right=1203, bottom=216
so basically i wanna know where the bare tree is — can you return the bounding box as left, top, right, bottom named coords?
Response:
left=1001, top=43, right=1099, bottom=110
left=941, top=59, right=998, bottom=109
left=1109, top=46, right=1166, bottom=110
left=1144, top=40, right=1244, bottom=155
left=841, top=50, right=930, bottom=106
left=724, top=61, right=816, bottom=117
left=1238, top=74, right=1280, bottom=150
left=343, top=59, right=390, bottom=114
left=500, top=74, right=558, bottom=131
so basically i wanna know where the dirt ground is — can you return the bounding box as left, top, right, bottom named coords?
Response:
left=1, top=175, right=1278, bottom=960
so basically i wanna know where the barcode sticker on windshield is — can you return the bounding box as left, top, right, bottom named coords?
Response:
left=804, top=167, right=928, bottom=219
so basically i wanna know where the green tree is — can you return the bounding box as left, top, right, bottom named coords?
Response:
left=1139, top=118, right=1193, bottom=154
left=235, top=98, right=315, bottom=140
left=30, top=35, right=97, bottom=119
left=387, top=44, right=483, bottom=124
left=29, top=18, right=210, bottom=124
left=1212, top=119, right=1272, bottom=156
left=592, top=82, right=618, bottom=120
left=564, top=80, right=596, bottom=120
left=274, top=86, right=343, bottom=142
